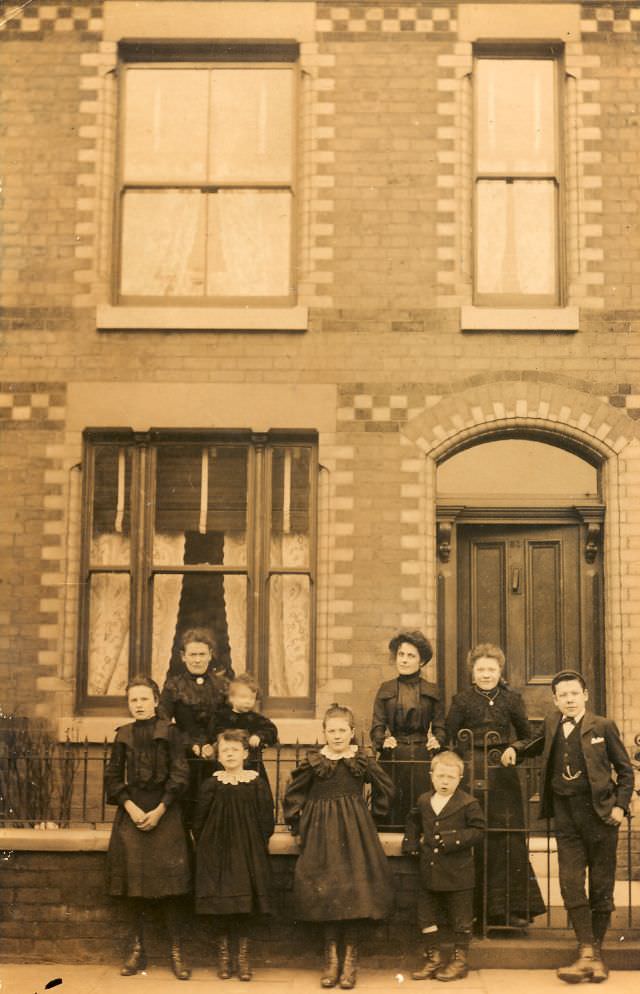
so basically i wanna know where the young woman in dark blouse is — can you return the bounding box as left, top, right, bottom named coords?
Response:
left=445, top=644, right=545, bottom=929
left=105, top=675, right=192, bottom=979
left=370, top=630, right=446, bottom=827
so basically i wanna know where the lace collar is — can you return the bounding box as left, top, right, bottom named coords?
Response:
left=213, top=769, right=259, bottom=785
left=319, top=744, right=359, bottom=761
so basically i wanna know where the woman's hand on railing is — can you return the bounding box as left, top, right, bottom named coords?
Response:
left=501, top=747, right=517, bottom=767
left=605, top=805, right=625, bottom=827
left=249, top=735, right=261, bottom=749
left=382, top=736, right=398, bottom=750
left=426, top=732, right=441, bottom=752
left=201, top=743, right=214, bottom=759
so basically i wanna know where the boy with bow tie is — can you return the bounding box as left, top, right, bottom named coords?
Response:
left=502, top=670, right=633, bottom=983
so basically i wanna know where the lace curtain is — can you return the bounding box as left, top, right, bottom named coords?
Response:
left=268, top=532, right=310, bottom=698
left=87, top=534, right=130, bottom=696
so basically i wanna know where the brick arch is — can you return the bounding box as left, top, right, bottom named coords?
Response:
left=401, top=379, right=640, bottom=461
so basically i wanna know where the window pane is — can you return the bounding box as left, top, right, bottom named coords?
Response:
left=152, top=572, right=247, bottom=682
left=268, top=573, right=310, bottom=697
left=206, top=190, right=292, bottom=297
left=476, top=59, right=556, bottom=174
left=154, top=446, right=248, bottom=565
left=209, top=68, right=293, bottom=183
left=123, top=68, right=208, bottom=183
left=476, top=180, right=556, bottom=297
left=87, top=573, right=130, bottom=696
left=270, top=446, right=311, bottom=563
left=120, top=190, right=206, bottom=297
left=91, top=445, right=131, bottom=563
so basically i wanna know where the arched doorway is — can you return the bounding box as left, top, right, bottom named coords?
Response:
left=436, top=433, right=605, bottom=718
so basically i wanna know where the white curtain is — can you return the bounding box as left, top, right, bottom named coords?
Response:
left=151, top=533, right=187, bottom=687
left=223, top=532, right=247, bottom=674
left=268, top=533, right=310, bottom=698
left=87, top=534, right=131, bottom=696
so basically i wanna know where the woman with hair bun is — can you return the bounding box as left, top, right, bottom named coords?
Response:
left=370, top=630, right=446, bottom=826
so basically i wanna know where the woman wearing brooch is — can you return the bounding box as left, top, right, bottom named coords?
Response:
left=445, top=643, right=545, bottom=929
left=370, top=630, right=446, bottom=827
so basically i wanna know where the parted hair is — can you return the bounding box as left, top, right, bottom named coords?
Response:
left=323, top=703, right=355, bottom=729
left=466, top=643, right=506, bottom=674
left=180, top=627, right=217, bottom=654
left=388, top=629, right=433, bottom=665
left=126, top=674, right=160, bottom=700
left=216, top=728, right=250, bottom=749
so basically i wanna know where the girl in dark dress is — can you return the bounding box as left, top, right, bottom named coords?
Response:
left=370, top=630, right=445, bottom=828
left=158, top=628, right=228, bottom=825
left=105, top=675, right=192, bottom=979
left=284, top=704, right=395, bottom=990
left=445, top=643, right=545, bottom=929
left=193, top=729, right=275, bottom=982
left=208, top=673, right=279, bottom=783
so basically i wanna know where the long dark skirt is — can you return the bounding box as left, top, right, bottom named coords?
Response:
left=107, top=803, right=191, bottom=899
left=377, top=742, right=432, bottom=829
left=472, top=763, right=545, bottom=923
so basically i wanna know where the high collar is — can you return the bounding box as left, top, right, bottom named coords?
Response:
left=397, top=671, right=421, bottom=684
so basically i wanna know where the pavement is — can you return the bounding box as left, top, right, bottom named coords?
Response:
left=0, top=964, right=639, bottom=994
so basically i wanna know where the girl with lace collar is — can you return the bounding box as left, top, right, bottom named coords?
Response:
left=193, top=729, right=274, bottom=982
left=283, top=705, right=395, bottom=990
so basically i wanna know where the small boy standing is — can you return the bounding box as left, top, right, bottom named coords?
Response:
left=403, top=750, right=485, bottom=982
left=502, top=670, right=634, bottom=983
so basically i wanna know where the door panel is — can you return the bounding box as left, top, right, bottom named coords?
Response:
left=458, top=523, right=595, bottom=718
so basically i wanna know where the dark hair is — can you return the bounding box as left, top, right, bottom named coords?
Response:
left=467, top=643, right=506, bottom=674
left=388, top=629, right=433, bottom=665
left=228, top=673, right=260, bottom=698
left=216, top=729, right=250, bottom=749
left=126, top=674, right=160, bottom=700
left=180, top=627, right=217, bottom=655
left=323, top=703, right=355, bottom=730
left=551, top=670, right=587, bottom=692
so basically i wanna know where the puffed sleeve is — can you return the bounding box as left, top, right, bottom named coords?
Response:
left=282, top=759, right=315, bottom=834
left=508, top=690, right=533, bottom=751
left=370, top=686, right=389, bottom=750
left=252, top=712, right=279, bottom=747
left=104, top=733, right=129, bottom=807
left=255, top=777, right=276, bottom=842
left=192, top=776, right=217, bottom=842
left=160, top=726, right=190, bottom=808
left=445, top=693, right=467, bottom=749
left=366, top=756, right=396, bottom=819
left=402, top=804, right=423, bottom=855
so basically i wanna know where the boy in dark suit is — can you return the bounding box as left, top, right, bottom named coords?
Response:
left=502, top=670, right=633, bottom=983
left=403, top=750, right=485, bottom=982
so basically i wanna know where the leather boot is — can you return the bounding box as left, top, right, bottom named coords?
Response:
left=121, top=936, right=146, bottom=977
left=170, top=941, right=191, bottom=981
left=435, top=946, right=468, bottom=982
left=557, top=945, right=595, bottom=984
left=590, top=943, right=609, bottom=984
left=217, top=934, right=232, bottom=980
left=339, top=941, right=358, bottom=989
left=321, top=927, right=340, bottom=988
left=237, top=935, right=252, bottom=982
left=411, top=946, right=442, bottom=980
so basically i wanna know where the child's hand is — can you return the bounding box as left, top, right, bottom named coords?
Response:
left=383, top=735, right=398, bottom=750
left=248, top=734, right=261, bottom=749
left=124, top=800, right=146, bottom=825
left=201, top=743, right=214, bottom=759
left=192, top=743, right=202, bottom=757
left=137, top=803, right=166, bottom=832
left=501, top=747, right=517, bottom=767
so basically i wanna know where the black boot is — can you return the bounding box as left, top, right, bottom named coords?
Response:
left=412, top=945, right=442, bottom=981
left=339, top=928, right=358, bottom=990
left=435, top=946, right=468, bottom=982
left=162, top=898, right=191, bottom=980
left=217, top=934, right=233, bottom=980
left=321, top=926, right=340, bottom=988
left=557, top=945, right=595, bottom=984
left=121, top=935, right=146, bottom=977
left=590, top=943, right=609, bottom=984
left=170, top=942, right=191, bottom=981
left=237, top=935, right=252, bottom=982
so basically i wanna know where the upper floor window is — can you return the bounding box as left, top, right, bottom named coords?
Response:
left=78, top=430, right=317, bottom=715
left=116, top=43, right=297, bottom=306
left=473, top=48, right=563, bottom=307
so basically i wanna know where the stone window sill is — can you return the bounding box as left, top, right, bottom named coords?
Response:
left=461, top=306, right=579, bottom=333
left=96, top=305, right=308, bottom=333
left=57, top=716, right=323, bottom=745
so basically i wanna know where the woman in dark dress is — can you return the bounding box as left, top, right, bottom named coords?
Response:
left=193, top=729, right=275, bottom=982
left=105, top=675, right=192, bottom=979
left=158, top=627, right=228, bottom=824
left=445, top=643, right=545, bottom=929
left=284, top=704, right=395, bottom=990
left=370, top=630, right=446, bottom=827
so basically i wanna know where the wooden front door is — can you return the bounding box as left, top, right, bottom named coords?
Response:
left=457, top=522, right=603, bottom=717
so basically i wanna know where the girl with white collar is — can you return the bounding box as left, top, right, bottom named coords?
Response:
left=284, top=704, right=395, bottom=990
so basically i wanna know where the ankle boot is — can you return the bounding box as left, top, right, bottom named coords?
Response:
left=121, top=935, right=146, bottom=976
left=339, top=941, right=358, bottom=990
left=217, top=934, right=232, bottom=980
left=435, top=946, right=468, bottom=982
left=170, top=940, right=191, bottom=981
left=557, top=945, right=595, bottom=984
left=590, top=943, right=609, bottom=984
left=412, top=946, right=442, bottom=981
left=321, top=928, right=340, bottom=988
left=237, top=935, right=252, bottom=982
